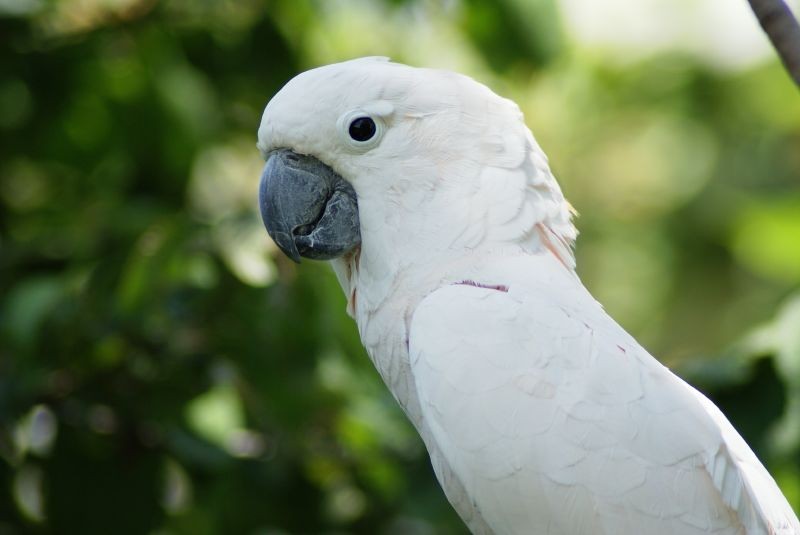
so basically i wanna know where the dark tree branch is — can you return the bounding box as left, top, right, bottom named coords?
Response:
left=746, top=0, right=800, bottom=88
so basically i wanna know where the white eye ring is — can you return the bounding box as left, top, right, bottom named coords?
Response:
left=337, top=110, right=385, bottom=151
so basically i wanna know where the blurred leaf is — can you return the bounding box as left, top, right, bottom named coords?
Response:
left=185, top=375, right=244, bottom=452
left=1, top=276, right=62, bottom=350
left=732, top=197, right=800, bottom=283
left=460, top=0, right=563, bottom=70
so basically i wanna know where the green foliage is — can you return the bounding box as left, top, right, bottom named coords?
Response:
left=0, top=0, right=798, bottom=533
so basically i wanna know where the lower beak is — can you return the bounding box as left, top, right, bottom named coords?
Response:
left=258, top=149, right=361, bottom=263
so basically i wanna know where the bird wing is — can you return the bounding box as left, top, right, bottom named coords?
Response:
left=409, top=254, right=799, bottom=535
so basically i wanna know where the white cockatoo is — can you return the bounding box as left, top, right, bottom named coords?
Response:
left=256, top=57, right=800, bottom=534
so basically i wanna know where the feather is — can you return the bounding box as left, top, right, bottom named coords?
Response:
left=409, top=254, right=800, bottom=534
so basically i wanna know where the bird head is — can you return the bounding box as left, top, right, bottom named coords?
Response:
left=257, top=57, right=576, bottom=282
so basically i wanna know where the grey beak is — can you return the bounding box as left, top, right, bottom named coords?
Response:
left=259, top=149, right=361, bottom=263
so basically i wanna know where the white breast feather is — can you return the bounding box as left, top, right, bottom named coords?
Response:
left=408, top=254, right=800, bottom=535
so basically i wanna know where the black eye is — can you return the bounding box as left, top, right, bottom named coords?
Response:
left=348, top=117, right=376, bottom=142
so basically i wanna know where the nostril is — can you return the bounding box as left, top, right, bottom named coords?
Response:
left=284, top=151, right=300, bottom=163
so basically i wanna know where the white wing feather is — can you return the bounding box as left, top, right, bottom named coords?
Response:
left=409, top=254, right=800, bottom=535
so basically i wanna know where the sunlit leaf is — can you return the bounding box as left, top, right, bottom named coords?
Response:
left=732, top=198, right=800, bottom=283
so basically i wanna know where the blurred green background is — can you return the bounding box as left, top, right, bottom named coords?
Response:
left=1, top=0, right=799, bottom=533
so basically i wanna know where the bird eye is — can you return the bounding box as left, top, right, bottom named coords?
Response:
left=337, top=110, right=384, bottom=151
left=348, top=117, right=376, bottom=142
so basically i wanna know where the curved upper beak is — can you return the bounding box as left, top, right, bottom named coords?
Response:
left=259, top=149, right=361, bottom=263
